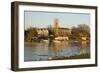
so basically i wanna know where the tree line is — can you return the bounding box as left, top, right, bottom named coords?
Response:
left=24, top=24, right=90, bottom=42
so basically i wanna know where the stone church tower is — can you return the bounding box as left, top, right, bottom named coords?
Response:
left=54, top=18, right=59, bottom=36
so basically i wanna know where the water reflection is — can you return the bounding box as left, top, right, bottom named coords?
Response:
left=24, top=41, right=90, bottom=61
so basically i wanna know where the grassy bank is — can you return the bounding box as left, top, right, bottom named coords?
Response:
left=50, top=53, right=90, bottom=60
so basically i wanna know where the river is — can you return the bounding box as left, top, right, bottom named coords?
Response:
left=24, top=41, right=90, bottom=61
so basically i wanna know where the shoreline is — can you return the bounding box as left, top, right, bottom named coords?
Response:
left=24, top=53, right=90, bottom=62
left=24, top=40, right=89, bottom=45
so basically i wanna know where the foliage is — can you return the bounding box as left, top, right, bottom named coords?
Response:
left=71, top=24, right=90, bottom=41
left=25, top=27, right=37, bottom=42
left=24, top=24, right=90, bottom=42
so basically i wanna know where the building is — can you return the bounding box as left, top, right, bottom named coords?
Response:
left=31, top=18, right=71, bottom=38
left=53, top=18, right=71, bottom=40
left=54, top=18, right=59, bottom=36
left=37, top=28, right=49, bottom=37
left=25, top=18, right=72, bottom=41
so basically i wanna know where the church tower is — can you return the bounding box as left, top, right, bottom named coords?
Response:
left=54, top=18, right=59, bottom=36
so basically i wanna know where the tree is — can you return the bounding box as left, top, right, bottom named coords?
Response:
left=25, top=27, right=38, bottom=42
left=71, top=26, right=80, bottom=40
left=78, top=24, right=90, bottom=32
left=78, top=24, right=90, bottom=38
left=48, top=24, right=54, bottom=36
left=71, top=24, right=90, bottom=41
left=48, top=24, right=54, bottom=39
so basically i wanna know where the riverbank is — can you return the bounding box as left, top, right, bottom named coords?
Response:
left=50, top=53, right=90, bottom=60
left=24, top=40, right=89, bottom=48
left=24, top=53, right=90, bottom=62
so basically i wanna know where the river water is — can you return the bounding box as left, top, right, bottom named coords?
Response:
left=24, top=41, right=90, bottom=61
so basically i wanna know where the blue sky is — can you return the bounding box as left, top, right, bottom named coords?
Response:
left=24, top=11, right=90, bottom=30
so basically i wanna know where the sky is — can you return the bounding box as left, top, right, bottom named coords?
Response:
left=24, top=11, right=90, bottom=30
